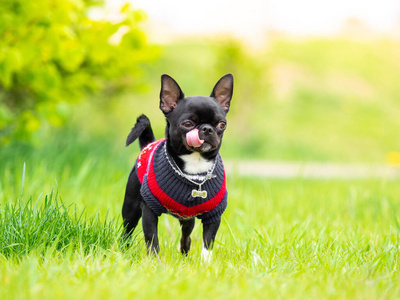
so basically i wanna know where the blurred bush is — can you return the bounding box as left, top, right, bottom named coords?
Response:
left=0, top=0, right=156, bottom=143
left=143, top=37, right=400, bottom=162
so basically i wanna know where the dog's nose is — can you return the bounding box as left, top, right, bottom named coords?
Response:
left=201, top=125, right=214, bottom=136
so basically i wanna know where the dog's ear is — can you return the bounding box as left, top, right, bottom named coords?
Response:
left=160, top=74, right=184, bottom=114
left=210, top=74, right=233, bottom=113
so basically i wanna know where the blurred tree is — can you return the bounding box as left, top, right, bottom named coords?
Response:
left=0, top=0, right=156, bottom=143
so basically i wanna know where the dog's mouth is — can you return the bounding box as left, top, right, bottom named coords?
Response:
left=191, top=142, right=213, bottom=152
left=184, top=139, right=216, bottom=153
left=184, top=128, right=219, bottom=153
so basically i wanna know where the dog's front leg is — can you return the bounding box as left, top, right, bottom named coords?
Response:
left=180, top=218, right=195, bottom=255
left=141, top=202, right=159, bottom=255
left=202, top=219, right=221, bottom=262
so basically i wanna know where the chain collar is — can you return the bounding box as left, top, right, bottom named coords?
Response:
left=163, top=143, right=217, bottom=198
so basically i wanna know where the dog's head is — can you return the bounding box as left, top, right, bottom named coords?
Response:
left=159, top=74, right=233, bottom=158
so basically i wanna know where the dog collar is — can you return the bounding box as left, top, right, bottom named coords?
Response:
left=162, top=143, right=217, bottom=199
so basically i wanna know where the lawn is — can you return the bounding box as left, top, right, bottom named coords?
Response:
left=1, top=135, right=399, bottom=299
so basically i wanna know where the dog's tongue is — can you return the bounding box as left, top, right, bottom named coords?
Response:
left=186, top=129, right=204, bottom=148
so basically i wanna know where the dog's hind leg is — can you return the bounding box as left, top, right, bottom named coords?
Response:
left=122, top=170, right=142, bottom=240
left=141, top=201, right=160, bottom=255
left=179, top=218, right=195, bottom=255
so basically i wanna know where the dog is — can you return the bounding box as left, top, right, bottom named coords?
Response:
left=122, top=74, right=233, bottom=260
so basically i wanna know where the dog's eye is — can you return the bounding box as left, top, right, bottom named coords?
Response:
left=217, top=122, right=227, bottom=130
left=182, top=121, right=195, bottom=128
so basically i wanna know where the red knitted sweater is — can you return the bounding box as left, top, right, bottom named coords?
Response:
left=136, top=139, right=228, bottom=223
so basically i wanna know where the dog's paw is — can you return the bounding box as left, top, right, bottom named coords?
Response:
left=201, top=247, right=213, bottom=263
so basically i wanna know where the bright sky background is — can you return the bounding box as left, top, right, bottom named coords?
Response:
left=105, top=0, right=400, bottom=40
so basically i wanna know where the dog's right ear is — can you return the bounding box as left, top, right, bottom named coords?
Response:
left=160, top=74, right=184, bottom=114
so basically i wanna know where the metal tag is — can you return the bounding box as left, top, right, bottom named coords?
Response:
left=192, top=189, right=207, bottom=198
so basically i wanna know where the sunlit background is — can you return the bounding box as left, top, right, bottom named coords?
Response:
left=98, top=0, right=400, bottom=164
left=1, top=0, right=400, bottom=211
left=105, top=0, right=400, bottom=37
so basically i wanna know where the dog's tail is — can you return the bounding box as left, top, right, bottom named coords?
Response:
left=126, top=114, right=156, bottom=150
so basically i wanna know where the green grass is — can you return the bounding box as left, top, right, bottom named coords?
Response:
left=1, top=178, right=400, bottom=299
left=1, top=133, right=400, bottom=298
left=0, top=193, right=123, bottom=258
left=0, top=129, right=131, bottom=217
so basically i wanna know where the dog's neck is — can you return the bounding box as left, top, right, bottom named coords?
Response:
left=179, top=152, right=214, bottom=174
left=166, top=139, right=216, bottom=175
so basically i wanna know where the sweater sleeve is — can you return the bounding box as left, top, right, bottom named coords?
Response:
left=197, top=192, right=228, bottom=224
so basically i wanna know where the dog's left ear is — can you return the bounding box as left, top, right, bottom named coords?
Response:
left=210, top=74, right=234, bottom=113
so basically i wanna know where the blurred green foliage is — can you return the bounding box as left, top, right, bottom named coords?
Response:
left=1, top=1, right=399, bottom=163
left=0, top=0, right=156, bottom=143
left=102, top=37, right=400, bottom=162
left=264, top=38, right=400, bottom=162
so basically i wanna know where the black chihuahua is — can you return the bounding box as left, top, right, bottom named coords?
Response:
left=122, top=74, right=233, bottom=260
